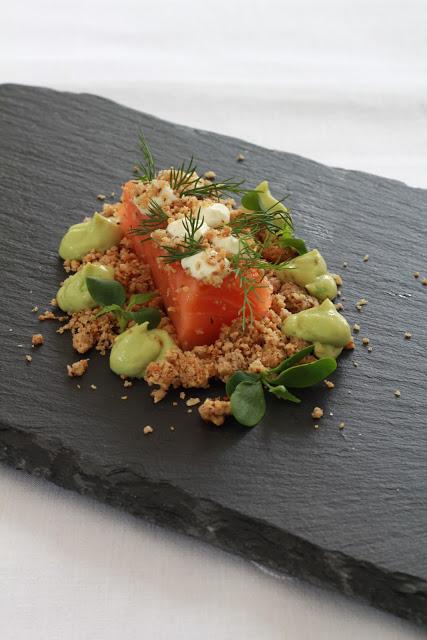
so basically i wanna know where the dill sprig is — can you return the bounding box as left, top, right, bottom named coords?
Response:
left=231, top=199, right=293, bottom=236
left=169, top=157, right=198, bottom=192
left=159, top=209, right=205, bottom=264
left=181, top=178, right=246, bottom=199
left=135, top=133, right=156, bottom=182
left=130, top=199, right=169, bottom=240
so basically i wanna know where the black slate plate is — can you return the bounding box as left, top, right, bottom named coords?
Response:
left=1, top=84, right=426, bottom=627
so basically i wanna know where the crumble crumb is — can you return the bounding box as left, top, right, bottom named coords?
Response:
left=25, top=354, right=32, bottom=363
left=172, top=401, right=178, bottom=406
left=311, top=406, right=323, bottom=420
left=143, top=425, right=154, bottom=435
left=342, top=261, right=348, bottom=268
left=324, top=380, right=335, bottom=390
left=356, top=298, right=368, bottom=310
left=394, top=389, right=401, bottom=398
left=123, top=379, right=133, bottom=387
left=97, top=194, right=106, bottom=200
left=236, top=153, right=245, bottom=162
left=404, top=331, right=412, bottom=339
left=199, top=398, right=231, bottom=426
left=332, top=273, right=343, bottom=286
left=422, top=278, right=427, bottom=286
left=186, top=397, right=201, bottom=407
left=313, top=424, right=319, bottom=430
left=353, top=361, right=359, bottom=367
left=187, top=409, right=193, bottom=413
left=353, top=323, right=360, bottom=332
left=39, top=310, right=58, bottom=321
left=31, top=333, right=44, bottom=347
left=179, top=391, right=186, bottom=400
left=204, top=170, right=216, bottom=180
left=50, top=298, right=57, bottom=307
left=367, top=346, right=373, bottom=353
left=339, top=421, right=346, bottom=430
left=121, top=395, right=128, bottom=400
left=413, top=272, right=420, bottom=278
left=90, top=384, right=97, bottom=390
left=335, top=302, right=344, bottom=311
left=170, top=426, right=176, bottom=431
left=362, top=337, right=370, bottom=345
left=363, top=255, right=369, bottom=262
left=31, top=305, right=39, bottom=313
left=67, top=359, right=89, bottom=377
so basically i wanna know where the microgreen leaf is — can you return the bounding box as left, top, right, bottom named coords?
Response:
left=124, top=307, right=161, bottom=329
left=268, top=345, right=315, bottom=376
left=95, top=304, right=124, bottom=318
left=280, top=237, right=308, bottom=255
left=271, top=358, right=337, bottom=388
left=86, top=277, right=126, bottom=307
left=226, top=371, right=260, bottom=397
left=230, top=380, right=266, bottom=427
left=264, top=383, right=301, bottom=403
left=126, top=292, right=157, bottom=310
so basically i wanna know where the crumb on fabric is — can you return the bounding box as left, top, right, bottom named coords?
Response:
left=67, top=359, right=89, bottom=377
left=32, top=334, right=44, bottom=347
left=311, top=406, right=323, bottom=420
left=143, top=425, right=154, bottom=435
left=199, top=398, right=231, bottom=426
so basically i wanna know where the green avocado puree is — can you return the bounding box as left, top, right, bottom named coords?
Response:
left=59, top=212, right=123, bottom=260
left=278, top=249, right=338, bottom=301
left=57, top=263, right=114, bottom=313
left=110, top=322, right=176, bottom=378
left=282, top=298, right=351, bottom=359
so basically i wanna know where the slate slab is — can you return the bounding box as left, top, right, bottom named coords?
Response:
left=1, top=84, right=426, bottom=627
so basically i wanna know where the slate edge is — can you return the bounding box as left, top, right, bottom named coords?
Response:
left=0, top=423, right=426, bottom=627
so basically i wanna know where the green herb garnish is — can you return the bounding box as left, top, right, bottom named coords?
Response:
left=86, top=277, right=160, bottom=332
left=180, top=178, right=246, bottom=199
left=158, top=209, right=206, bottom=264
left=169, top=157, right=198, bottom=192
left=135, top=133, right=156, bottom=182
left=279, top=236, right=308, bottom=255
left=226, top=346, right=337, bottom=427
left=130, top=199, right=169, bottom=241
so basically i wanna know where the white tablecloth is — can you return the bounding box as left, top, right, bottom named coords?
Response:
left=1, top=1, right=426, bottom=638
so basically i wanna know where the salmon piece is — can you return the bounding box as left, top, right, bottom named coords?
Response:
left=119, top=180, right=272, bottom=349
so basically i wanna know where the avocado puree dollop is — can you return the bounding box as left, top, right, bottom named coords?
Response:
left=282, top=298, right=351, bottom=359
left=278, top=249, right=337, bottom=301
left=57, top=263, right=114, bottom=313
left=110, top=322, right=176, bottom=378
left=59, top=212, right=123, bottom=260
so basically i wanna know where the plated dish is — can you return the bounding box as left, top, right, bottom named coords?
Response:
left=42, top=136, right=354, bottom=427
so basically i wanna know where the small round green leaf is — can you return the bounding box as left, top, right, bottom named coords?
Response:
left=86, top=277, right=126, bottom=307
left=126, top=307, right=161, bottom=329
left=226, top=371, right=260, bottom=398
left=231, top=380, right=266, bottom=427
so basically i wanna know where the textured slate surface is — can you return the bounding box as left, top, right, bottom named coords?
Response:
left=1, top=84, right=426, bottom=626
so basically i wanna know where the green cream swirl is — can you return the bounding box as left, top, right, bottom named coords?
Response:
left=59, top=212, right=123, bottom=260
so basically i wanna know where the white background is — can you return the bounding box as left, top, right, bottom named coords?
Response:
left=1, top=1, right=426, bottom=638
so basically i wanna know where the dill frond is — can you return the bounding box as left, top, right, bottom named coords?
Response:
left=130, top=199, right=169, bottom=240
left=181, top=178, right=246, bottom=199
left=159, top=209, right=205, bottom=264
left=135, top=133, right=156, bottom=182
left=169, top=157, right=199, bottom=192
left=231, top=199, right=293, bottom=236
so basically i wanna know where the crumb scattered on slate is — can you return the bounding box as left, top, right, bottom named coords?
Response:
left=394, top=389, right=401, bottom=398
left=363, top=255, right=369, bottom=262
left=342, top=261, right=348, bottom=268
left=186, top=397, right=201, bottom=407
left=31, top=306, right=39, bottom=313
left=362, top=337, right=370, bottom=345
left=311, top=406, right=323, bottom=420
left=353, top=323, right=360, bottom=332
left=187, top=409, right=193, bottom=414
left=404, top=331, right=412, bottom=339
left=179, top=391, right=186, bottom=400
left=367, top=346, right=373, bottom=353
left=25, top=354, right=32, bottom=363
left=50, top=298, right=57, bottom=306
left=170, top=426, right=175, bottom=431
left=172, top=401, right=178, bottom=406
left=335, top=302, right=344, bottom=311
left=422, top=278, right=427, bottom=286
left=124, top=379, right=133, bottom=387
left=97, top=194, right=106, bottom=200
left=143, top=425, right=153, bottom=435
left=32, top=333, right=44, bottom=347
left=90, top=384, right=97, bottom=390
left=339, top=421, right=346, bottom=430
left=121, top=395, right=128, bottom=400
left=313, top=424, right=319, bottom=430
left=204, top=170, right=216, bottom=180
left=353, top=361, right=359, bottom=367
left=67, top=359, right=89, bottom=377
left=236, top=153, right=245, bottom=162
left=325, top=380, right=335, bottom=390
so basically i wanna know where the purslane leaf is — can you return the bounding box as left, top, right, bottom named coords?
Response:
left=271, top=358, right=337, bottom=388
left=126, top=292, right=157, bottom=310
left=125, top=307, right=161, bottom=329
left=226, top=371, right=260, bottom=398
left=86, top=277, right=126, bottom=307
left=268, top=345, right=315, bottom=376
left=231, top=380, right=266, bottom=427
left=280, top=237, right=308, bottom=255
